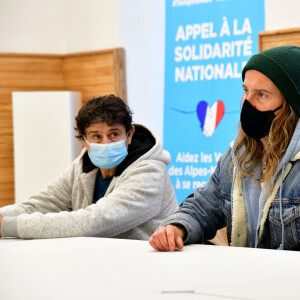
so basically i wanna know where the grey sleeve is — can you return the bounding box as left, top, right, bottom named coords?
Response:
left=5, top=160, right=173, bottom=239
left=0, top=161, right=77, bottom=218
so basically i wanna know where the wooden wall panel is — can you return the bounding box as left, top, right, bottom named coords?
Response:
left=0, top=48, right=126, bottom=207
left=259, top=27, right=300, bottom=51
left=0, top=54, right=64, bottom=207
left=63, top=48, right=126, bottom=105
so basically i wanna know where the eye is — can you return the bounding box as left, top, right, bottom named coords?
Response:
left=259, top=92, right=266, bottom=98
left=109, top=132, right=120, bottom=141
left=91, top=134, right=102, bottom=142
left=243, top=88, right=248, bottom=96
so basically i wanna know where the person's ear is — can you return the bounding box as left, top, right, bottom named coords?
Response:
left=79, top=132, right=88, bottom=148
left=127, top=126, right=135, bottom=145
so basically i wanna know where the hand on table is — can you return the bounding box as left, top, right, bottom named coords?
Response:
left=0, top=214, right=3, bottom=238
left=149, top=224, right=186, bottom=251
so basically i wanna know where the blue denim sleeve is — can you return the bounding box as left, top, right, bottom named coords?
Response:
left=160, top=149, right=231, bottom=245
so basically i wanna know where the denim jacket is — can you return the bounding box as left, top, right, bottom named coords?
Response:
left=162, top=144, right=300, bottom=250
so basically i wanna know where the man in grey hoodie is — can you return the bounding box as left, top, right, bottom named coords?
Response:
left=0, top=94, right=178, bottom=239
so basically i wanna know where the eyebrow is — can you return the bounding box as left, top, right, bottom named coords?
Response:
left=86, top=127, right=122, bottom=136
left=242, top=84, right=273, bottom=95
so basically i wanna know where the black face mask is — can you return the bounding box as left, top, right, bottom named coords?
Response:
left=240, top=99, right=282, bottom=140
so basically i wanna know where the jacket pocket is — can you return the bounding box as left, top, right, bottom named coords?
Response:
left=269, top=200, right=300, bottom=250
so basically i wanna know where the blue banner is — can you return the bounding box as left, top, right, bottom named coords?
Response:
left=164, top=0, right=265, bottom=204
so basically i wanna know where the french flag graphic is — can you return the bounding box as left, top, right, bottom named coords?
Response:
left=197, top=100, right=225, bottom=137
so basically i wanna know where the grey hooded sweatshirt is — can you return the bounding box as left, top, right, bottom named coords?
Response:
left=0, top=124, right=178, bottom=239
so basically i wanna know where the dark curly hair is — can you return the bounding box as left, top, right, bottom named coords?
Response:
left=75, top=94, right=133, bottom=139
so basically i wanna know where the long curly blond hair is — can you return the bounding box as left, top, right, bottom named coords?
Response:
left=233, top=100, right=298, bottom=186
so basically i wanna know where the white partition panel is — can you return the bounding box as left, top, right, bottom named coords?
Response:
left=12, top=91, right=82, bottom=203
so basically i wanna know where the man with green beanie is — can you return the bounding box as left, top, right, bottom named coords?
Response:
left=149, top=45, right=300, bottom=251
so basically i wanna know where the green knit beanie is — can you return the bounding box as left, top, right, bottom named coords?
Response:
left=242, top=45, right=300, bottom=116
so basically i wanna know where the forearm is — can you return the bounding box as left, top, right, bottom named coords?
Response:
left=0, top=192, right=72, bottom=238
left=161, top=158, right=228, bottom=244
left=9, top=186, right=166, bottom=239
left=7, top=209, right=95, bottom=239
left=160, top=211, right=203, bottom=244
left=0, top=204, right=28, bottom=217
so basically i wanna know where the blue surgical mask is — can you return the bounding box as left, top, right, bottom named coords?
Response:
left=83, top=135, right=129, bottom=169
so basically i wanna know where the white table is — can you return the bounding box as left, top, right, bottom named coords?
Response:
left=0, top=237, right=299, bottom=299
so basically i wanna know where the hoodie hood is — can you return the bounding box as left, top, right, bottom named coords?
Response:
left=272, top=119, right=300, bottom=180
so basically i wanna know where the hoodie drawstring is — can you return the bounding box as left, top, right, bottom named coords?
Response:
left=277, top=166, right=285, bottom=250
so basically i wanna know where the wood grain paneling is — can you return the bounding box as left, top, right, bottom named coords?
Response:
left=0, top=54, right=64, bottom=207
left=0, top=48, right=126, bottom=207
left=0, top=56, right=63, bottom=72
left=259, top=27, right=300, bottom=51
left=63, top=48, right=126, bottom=104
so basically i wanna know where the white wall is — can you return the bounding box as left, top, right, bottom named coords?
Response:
left=62, top=0, right=121, bottom=53
left=0, top=0, right=65, bottom=53
left=265, top=0, right=300, bottom=30
left=119, top=0, right=165, bottom=140
left=0, top=0, right=120, bottom=54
